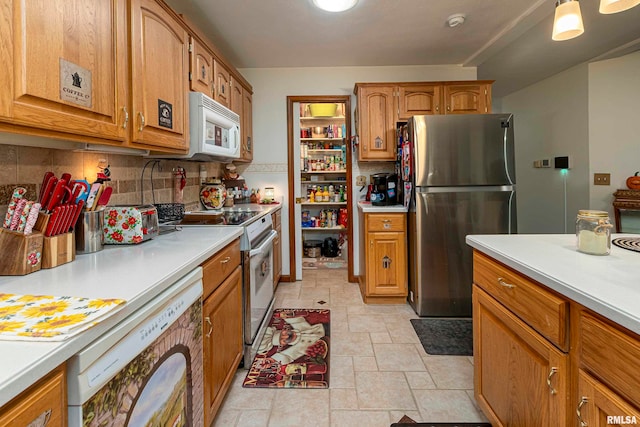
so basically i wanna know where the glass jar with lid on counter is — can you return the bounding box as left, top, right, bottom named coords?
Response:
left=576, top=210, right=613, bottom=255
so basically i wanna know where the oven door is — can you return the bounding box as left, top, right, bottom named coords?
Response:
left=246, top=230, right=278, bottom=345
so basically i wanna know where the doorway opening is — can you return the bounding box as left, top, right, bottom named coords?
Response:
left=286, top=95, right=354, bottom=282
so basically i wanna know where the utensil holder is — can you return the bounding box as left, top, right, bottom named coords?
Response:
left=0, top=228, right=44, bottom=275
left=75, top=210, right=104, bottom=254
left=42, top=232, right=75, bottom=269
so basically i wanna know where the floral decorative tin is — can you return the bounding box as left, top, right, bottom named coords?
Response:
left=103, top=205, right=159, bottom=244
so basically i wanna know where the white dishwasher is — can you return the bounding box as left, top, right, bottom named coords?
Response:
left=67, top=268, right=204, bottom=427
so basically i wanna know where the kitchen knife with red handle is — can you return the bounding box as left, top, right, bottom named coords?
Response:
left=45, top=179, right=69, bottom=213
left=38, top=172, right=55, bottom=203
left=51, top=205, right=68, bottom=236
left=39, top=176, right=57, bottom=207
left=45, top=206, right=62, bottom=237
left=66, top=200, right=85, bottom=234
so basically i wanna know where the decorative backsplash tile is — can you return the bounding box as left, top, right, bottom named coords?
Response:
left=0, top=143, right=223, bottom=218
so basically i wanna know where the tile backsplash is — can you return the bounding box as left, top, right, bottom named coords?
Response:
left=0, top=144, right=223, bottom=218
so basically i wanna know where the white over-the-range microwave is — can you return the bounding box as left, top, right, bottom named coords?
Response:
left=152, top=91, right=241, bottom=162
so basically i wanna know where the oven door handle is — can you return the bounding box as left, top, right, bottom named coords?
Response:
left=249, top=230, right=278, bottom=257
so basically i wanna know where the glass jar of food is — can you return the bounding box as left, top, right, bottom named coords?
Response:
left=576, top=210, right=613, bottom=255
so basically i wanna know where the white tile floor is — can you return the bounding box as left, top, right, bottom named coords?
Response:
left=214, top=268, right=488, bottom=426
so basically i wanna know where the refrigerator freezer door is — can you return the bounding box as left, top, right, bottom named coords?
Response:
left=408, top=186, right=516, bottom=317
left=411, top=114, right=515, bottom=187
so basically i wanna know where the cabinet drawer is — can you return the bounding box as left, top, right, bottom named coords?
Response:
left=473, top=251, right=569, bottom=350
left=580, top=311, right=640, bottom=407
left=366, top=213, right=405, bottom=232
left=0, top=364, right=66, bottom=426
left=202, top=239, right=241, bottom=299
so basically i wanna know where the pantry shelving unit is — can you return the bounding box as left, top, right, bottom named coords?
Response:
left=287, top=96, right=353, bottom=281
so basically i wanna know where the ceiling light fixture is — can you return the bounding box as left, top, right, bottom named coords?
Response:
left=552, top=0, right=585, bottom=41
left=599, top=0, right=640, bottom=14
left=312, top=0, right=358, bottom=12
left=552, top=0, right=640, bottom=41
left=446, top=14, right=466, bottom=28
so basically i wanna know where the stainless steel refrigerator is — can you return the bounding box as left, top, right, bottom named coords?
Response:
left=401, top=114, right=516, bottom=317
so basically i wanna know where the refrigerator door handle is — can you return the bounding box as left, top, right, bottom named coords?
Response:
left=503, top=114, right=515, bottom=185
left=416, top=185, right=515, bottom=193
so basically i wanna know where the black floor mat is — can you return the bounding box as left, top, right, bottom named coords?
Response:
left=410, top=318, right=473, bottom=356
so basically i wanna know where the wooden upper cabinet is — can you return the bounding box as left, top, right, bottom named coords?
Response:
left=240, top=89, right=253, bottom=162
left=189, top=36, right=214, bottom=98
left=129, top=0, right=189, bottom=151
left=397, top=84, right=442, bottom=120
left=443, top=82, right=492, bottom=114
left=214, top=61, right=231, bottom=108
left=0, top=0, right=128, bottom=141
left=356, top=85, right=396, bottom=161
left=231, top=81, right=254, bottom=162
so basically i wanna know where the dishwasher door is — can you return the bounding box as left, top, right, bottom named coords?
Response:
left=67, top=268, right=204, bottom=427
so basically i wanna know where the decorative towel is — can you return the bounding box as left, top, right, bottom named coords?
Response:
left=0, top=293, right=125, bottom=340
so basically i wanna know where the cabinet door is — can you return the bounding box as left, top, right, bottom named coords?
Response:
left=241, top=89, right=254, bottom=161
left=130, top=0, right=189, bottom=150
left=0, top=0, right=127, bottom=141
left=443, top=82, right=491, bottom=114
left=365, top=231, right=407, bottom=296
left=397, top=84, right=442, bottom=119
left=203, top=266, right=243, bottom=426
left=189, top=36, right=213, bottom=97
left=576, top=369, right=640, bottom=427
left=357, top=85, right=396, bottom=161
left=473, top=285, right=569, bottom=426
left=0, top=365, right=66, bottom=426
left=214, top=60, right=231, bottom=108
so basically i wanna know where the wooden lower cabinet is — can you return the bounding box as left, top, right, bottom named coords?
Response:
left=577, top=370, right=640, bottom=427
left=473, top=250, right=640, bottom=427
left=0, top=364, right=66, bottom=426
left=272, top=209, right=282, bottom=288
left=359, top=213, right=407, bottom=303
left=473, top=285, right=569, bottom=426
left=202, top=240, right=243, bottom=426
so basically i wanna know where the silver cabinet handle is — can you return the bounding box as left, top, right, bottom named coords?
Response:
left=497, top=277, right=515, bottom=289
left=205, top=316, right=213, bottom=338
left=220, top=256, right=231, bottom=264
left=122, top=106, right=129, bottom=129
left=576, top=396, right=588, bottom=427
left=436, top=105, right=440, bottom=112
left=546, top=367, right=558, bottom=395
left=382, top=219, right=391, bottom=223
left=138, top=112, right=145, bottom=131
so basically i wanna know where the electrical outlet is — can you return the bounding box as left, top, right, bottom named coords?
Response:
left=356, top=175, right=366, bottom=186
left=594, top=173, right=611, bottom=186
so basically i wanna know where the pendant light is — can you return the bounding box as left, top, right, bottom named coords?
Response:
left=312, top=0, right=358, bottom=12
left=552, top=0, right=585, bottom=41
left=599, top=0, right=640, bottom=13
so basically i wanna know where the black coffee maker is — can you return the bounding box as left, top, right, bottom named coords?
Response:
left=370, top=173, right=398, bottom=206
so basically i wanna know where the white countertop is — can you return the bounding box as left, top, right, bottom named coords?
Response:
left=466, top=234, right=640, bottom=335
left=0, top=226, right=243, bottom=407
left=357, top=201, right=408, bottom=213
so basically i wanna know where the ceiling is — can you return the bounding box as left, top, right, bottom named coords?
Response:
left=165, top=0, right=640, bottom=97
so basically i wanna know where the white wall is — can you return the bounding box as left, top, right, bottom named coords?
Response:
left=500, top=50, right=640, bottom=234
left=501, top=64, right=590, bottom=234
left=237, top=65, right=477, bottom=278
left=588, top=51, right=640, bottom=216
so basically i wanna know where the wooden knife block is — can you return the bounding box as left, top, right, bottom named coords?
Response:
left=34, top=212, right=76, bottom=269
left=42, top=232, right=76, bottom=269
left=0, top=228, right=44, bottom=275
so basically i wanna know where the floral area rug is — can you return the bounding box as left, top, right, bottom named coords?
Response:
left=242, top=308, right=330, bottom=389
